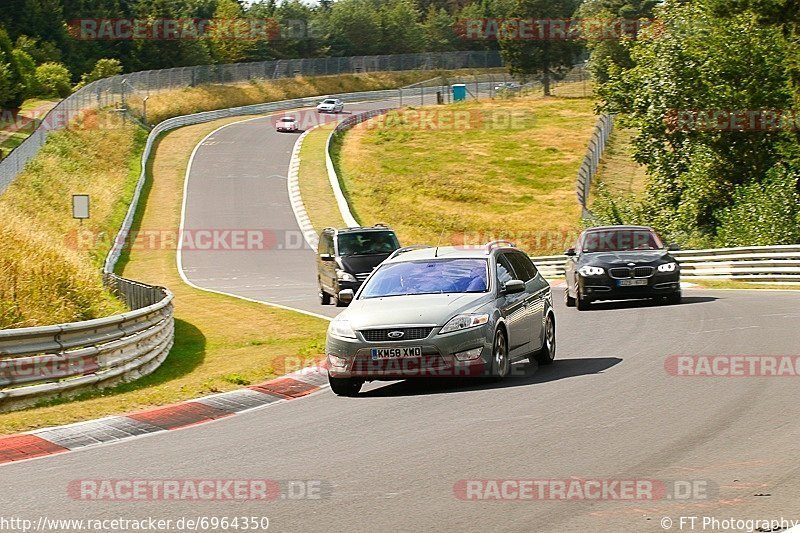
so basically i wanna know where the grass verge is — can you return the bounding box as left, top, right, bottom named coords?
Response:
left=688, top=279, right=800, bottom=291
left=335, top=93, right=597, bottom=255
left=0, top=115, right=329, bottom=435
left=297, top=122, right=346, bottom=231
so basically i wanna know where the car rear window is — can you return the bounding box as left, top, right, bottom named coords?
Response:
left=361, top=259, right=489, bottom=298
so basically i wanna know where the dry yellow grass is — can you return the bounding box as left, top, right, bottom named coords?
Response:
left=337, top=94, right=597, bottom=255
left=0, top=116, right=329, bottom=434
left=138, top=69, right=504, bottom=125
left=0, top=111, right=139, bottom=328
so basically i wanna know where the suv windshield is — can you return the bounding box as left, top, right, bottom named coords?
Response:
left=361, top=259, right=489, bottom=298
left=583, top=229, right=664, bottom=252
left=336, top=231, right=399, bottom=256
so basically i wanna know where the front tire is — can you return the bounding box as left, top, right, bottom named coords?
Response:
left=665, top=291, right=682, bottom=305
left=491, top=328, right=510, bottom=379
left=576, top=292, right=590, bottom=311
left=320, top=289, right=331, bottom=305
left=531, top=313, right=556, bottom=365
left=328, top=374, right=362, bottom=396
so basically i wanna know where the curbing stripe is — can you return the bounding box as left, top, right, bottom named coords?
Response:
left=250, top=377, right=320, bottom=399
left=0, top=366, right=330, bottom=466
left=127, top=402, right=234, bottom=430
left=0, top=434, right=68, bottom=464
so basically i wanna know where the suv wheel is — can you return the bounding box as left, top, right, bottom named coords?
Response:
left=531, top=313, right=556, bottom=365
left=564, top=286, right=576, bottom=307
left=320, top=289, right=331, bottom=305
left=492, top=328, right=510, bottom=379
left=328, top=374, right=362, bottom=396
left=576, top=292, right=590, bottom=311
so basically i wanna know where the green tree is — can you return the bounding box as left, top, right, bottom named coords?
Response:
left=209, top=0, right=258, bottom=63
left=11, top=48, right=38, bottom=98
left=0, top=27, right=24, bottom=107
left=498, top=0, right=584, bottom=95
left=598, top=0, right=798, bottom=244
left=34, top=61, right=72, bottom=97
left=75, top=58, right=123, bottom=89
left=379, top=0, right=425, bottom=54
left=326, top=0, right=382, bottom=56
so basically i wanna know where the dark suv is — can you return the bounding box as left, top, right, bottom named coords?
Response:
left=317, top=225, right=401, bottom=306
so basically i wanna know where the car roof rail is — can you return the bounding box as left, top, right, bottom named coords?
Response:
left=321, top=227, right=336, bottom=233
left=387, top=245, right=432, bottom=260
left=373, top=223, right=390, bottom=228
left=485, top=240, right=516, bottom=253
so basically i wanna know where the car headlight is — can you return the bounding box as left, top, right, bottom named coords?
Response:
left=658, top=262, right=678, bottom=272
left=578, top=265, right=605, bottom=276
left=440, top=313, right=489, bottom=334
left=336, top=269, right=357, bottom=282
left=328, top=319, right=356, bottom=339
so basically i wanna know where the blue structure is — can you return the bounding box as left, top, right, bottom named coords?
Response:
left=452, top=84, right=467, bottom=102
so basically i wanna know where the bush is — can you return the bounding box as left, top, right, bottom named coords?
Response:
left=715, top=166, right=800, bottom=247
left=11, top=48, right=38, bottom=98
left=34, top=62, right=72, bottom=98
left=76, top=58, right=122, bottom=89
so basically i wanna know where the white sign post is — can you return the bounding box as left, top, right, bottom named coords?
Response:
left=72, top=194, right=90, bottom=223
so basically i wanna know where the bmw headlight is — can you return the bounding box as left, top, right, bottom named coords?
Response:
left=578, top=265, right=605, bottom=276
left=440, top=313, right=489, bottom=334
left=328, top=319, right=356, bottom=339
left=657, top=262, right=678, bottom=272
left=336, top=269, right=357, bottom=282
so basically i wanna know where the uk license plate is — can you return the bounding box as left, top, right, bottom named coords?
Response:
left=618, top=278, right=648, bottom=287
left=371, top=347, right=422, bottom=360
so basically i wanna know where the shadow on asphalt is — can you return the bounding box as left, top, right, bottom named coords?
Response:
left=583, top=295, right=718, bottom=311
left=358, top=356, right=622, bottom=398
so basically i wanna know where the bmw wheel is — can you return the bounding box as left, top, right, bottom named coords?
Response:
left=531, top=313, right=556, bottom=365
left=492, top=328, right=510, bottom=379
left=320, top=288, right=331, bottom=305
left=576, top=292, right=590, bottom=311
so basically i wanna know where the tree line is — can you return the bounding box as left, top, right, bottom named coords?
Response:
left=585, top=0, right=800, bottom=247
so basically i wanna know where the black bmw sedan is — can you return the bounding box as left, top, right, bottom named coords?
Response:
left=564, top=225, right=681, bottom=310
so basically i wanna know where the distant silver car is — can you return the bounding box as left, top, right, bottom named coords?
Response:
left=316, top=98, right=344, bottom=113
left=325, top=242, right=556, bottom=396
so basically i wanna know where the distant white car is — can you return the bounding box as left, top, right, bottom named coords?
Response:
left=317, top=98, right=344, bottom=113
left=276, top=116, right=299, bottom=132
left=494, top=82, right=521, bottom=92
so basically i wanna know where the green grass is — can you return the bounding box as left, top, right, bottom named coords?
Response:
left=336, top=93, right=598, bottom=255
left=689, top=279, right=800, bottom=290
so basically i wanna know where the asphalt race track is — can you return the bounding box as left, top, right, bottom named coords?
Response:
left=4, top=100, right=800, bottom=532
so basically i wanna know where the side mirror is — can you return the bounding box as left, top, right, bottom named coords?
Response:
left=503, top=279, right=526, bottom=294
left=338, top=289, right=354, bottom=304
left=564, top=248, right=576, bottom=257
left=320, top=253, right=334, bottom=261
left=667, top=243, right=681, bottom=251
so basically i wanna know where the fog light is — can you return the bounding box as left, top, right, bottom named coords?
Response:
left=454, top=347, right=483, bottom=361
left=328, top=354, right=348, bottom=367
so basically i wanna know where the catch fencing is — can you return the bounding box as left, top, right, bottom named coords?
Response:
left=0, top=50, right=503, bottom=194
left=576, top=114, right=613, bottom=216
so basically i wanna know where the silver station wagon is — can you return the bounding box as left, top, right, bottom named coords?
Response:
left=325, top=241, right=557, bottom=396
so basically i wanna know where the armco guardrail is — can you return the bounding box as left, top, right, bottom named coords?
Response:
left=530, top=245, right=800, bottom=282
left=576, top=114, right=613, bottom=216
left=0, top=274, right=173, bottom=412
left=0, top=50, right=503, bottom=195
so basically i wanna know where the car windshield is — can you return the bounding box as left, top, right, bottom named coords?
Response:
left=336, top=231, right=399, bottom=256
left=323, top=99, right=337, bottom=104
left=583, top=229, right=664, bottom=252
left=361, top=259, right=489, bottom=298
left=280, top=118, right=294, bottom=122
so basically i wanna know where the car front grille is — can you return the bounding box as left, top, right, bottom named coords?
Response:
left=355, top=273, right=370, bottom=282
left=609, top=266, right=655, bottom=279
left=360, top=327, right=435, bottom=342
